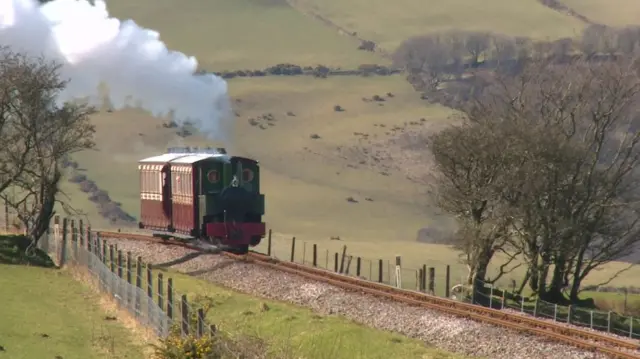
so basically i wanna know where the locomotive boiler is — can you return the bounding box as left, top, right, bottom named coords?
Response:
left=138, top=147, right=266, bottom=253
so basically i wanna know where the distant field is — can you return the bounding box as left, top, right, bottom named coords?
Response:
left=0, top=237, right=145, bottom=359
left=105, top=0, right=383, bottom=70
left=561, top=0, right=640, bottom=26
left=289, top=0, right=586, bottom=51
left=72, top=75, right=454, bottom=241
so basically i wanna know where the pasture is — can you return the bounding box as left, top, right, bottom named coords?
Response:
left=561, top=0, right=640, bottom=26
left=104, top=0, right=382, bottom=70
left=60, top=0, right=640, bottom=296
left=0, top=236, right=146, bottom=359
left=287, top=0, right=586, bottom=51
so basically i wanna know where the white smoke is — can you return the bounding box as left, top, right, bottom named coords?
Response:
left=0, top=0, right=232, bottom=142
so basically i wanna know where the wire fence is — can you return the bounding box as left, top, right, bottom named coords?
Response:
left=18, top=213, right=640, bottom=344
left=257, top=233, right=640, bottom=340
left=38, top=220, right=220, bottom=346
left=471, top=278, right=640, bottom=339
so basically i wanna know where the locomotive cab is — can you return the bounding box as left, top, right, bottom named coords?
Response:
left=198, top=156, right=266, bottom=249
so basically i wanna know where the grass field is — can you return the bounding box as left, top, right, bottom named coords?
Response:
left=154, top=268, right=472, bottom=358
left=72, top=75, right=455, bottom=240
left=105, top=0, right=383, bottom=70
left=58, top=0, right=640, bottom=296
left=0, top=236, right=146, bottom=359
left=561, top=0, right=640, bottom=26
left=288, top=0, right=586, bottom=51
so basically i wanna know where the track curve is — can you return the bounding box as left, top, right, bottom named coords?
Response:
left=97, top=230, right=640, bottom=359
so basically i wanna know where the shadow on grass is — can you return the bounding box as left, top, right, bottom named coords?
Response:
left=154, top=252, right=204, bottom=269
left=0, top=235, right=56, bottom=268
left=185, top=260, right=237, bottom=276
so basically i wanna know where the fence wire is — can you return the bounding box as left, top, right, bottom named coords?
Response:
left=471, top=278, right=640, bottom=339
left=36, top=221, right=640, bottom=344
left=38, top=228, right=221, bottom=342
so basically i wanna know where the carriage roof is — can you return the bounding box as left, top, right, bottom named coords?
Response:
left=139, top=152, right=229, bottom=165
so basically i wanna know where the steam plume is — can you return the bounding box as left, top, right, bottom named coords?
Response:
left=0, top=0, right=232, bottom=142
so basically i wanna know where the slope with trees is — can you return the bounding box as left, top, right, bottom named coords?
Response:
left=415, top=26, right=640, bottom=304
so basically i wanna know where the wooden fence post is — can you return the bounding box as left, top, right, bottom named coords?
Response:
left=290, top=237, right=296, bottom=262
left=126, top=252, right=133, bottom=307
left=147, top=264, right=153, bottom=320
left=378, top=259, right=383, bottom=283
left=428, top=267, right=435, bottom=295
left=71, top=220, right=77, bottom=259
left=158, top=273, right=165, bottom=335
left=60, top=218, right=68, bottom=266
left=422, top=264, right=427, bottom=292
left=312, top=244, right=317, bottom=267
left=334, top=252, right=339, bottom=272
left=167, top=278, right=174, bottom=322
left=394, top=256, right=402, bottom=288
left=445, top=265, right=451, bottom=298
left=109, top=245, right=116, bottom=294
left=136, top=256, right=143, bottom=317
left=79, top=220, right=84, bottom=249
left=356, top=257, right=361, bottom=277
left=345, top=255, right=353, bottom=275
left=86, top=227, right=92, bottom=253
left=181, top=294, right=189, bottom=335
left=117, top=250, right=123, bottom=278
left=101, top=238, right=106, bottom=265
left=117, top=250, right=124, bottom=303
left=197, top=308, right=205, bottom=338
left=267, top=229, right=272, bottom=257
left=339, top=245, right=347, bottom=274
left=87, top=226, right=93, bottom=251
left=4, top=198, right=8, bottom=232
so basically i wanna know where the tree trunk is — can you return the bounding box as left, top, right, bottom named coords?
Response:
left=569, top=246, right=588, bottom=303
left=544, top=255, right=568, bottom=304
left=470, top=248, right=493, bottom=305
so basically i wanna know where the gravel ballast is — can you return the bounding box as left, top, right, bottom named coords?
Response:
left=104, top=238, right=635, bottom=359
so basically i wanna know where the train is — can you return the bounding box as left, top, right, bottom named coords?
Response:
left=137, top=146, right=266, bottom=253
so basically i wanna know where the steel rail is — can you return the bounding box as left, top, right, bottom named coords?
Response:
left=97, top=230, right=640, bottom=359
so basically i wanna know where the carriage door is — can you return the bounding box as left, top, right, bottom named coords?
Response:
left=161, top=165, right=173, bottom=231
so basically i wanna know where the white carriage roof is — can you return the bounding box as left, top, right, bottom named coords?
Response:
left=139, top=153, right=227, bottom=165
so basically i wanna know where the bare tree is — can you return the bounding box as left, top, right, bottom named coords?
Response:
left=0, top=48, right=95, bottom=246
left=429, top=120, right=521, bottom=288
left=616, top=26, right=640, bottom=55
left=442, top=54, right=640, bottom=303
left=393, top=34, right=451, bottom=90
left=580, top=24, right=619, bottom=58
left=490, top=35, right=517, bottom=69
left=464, top=32, right=492, bottom=67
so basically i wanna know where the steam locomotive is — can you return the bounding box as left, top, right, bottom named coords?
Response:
left=138, top=147, right=266, bottom=253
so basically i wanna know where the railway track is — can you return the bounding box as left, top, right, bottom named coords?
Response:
left=97, top=230, right=640, bottom=359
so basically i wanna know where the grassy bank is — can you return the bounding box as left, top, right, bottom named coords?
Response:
left=0, top=236, right=146, bottom=359
left=151, top=266, right=473, bottom=359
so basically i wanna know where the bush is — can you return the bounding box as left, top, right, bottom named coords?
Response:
left=153, top=297, right=273, bottom=359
